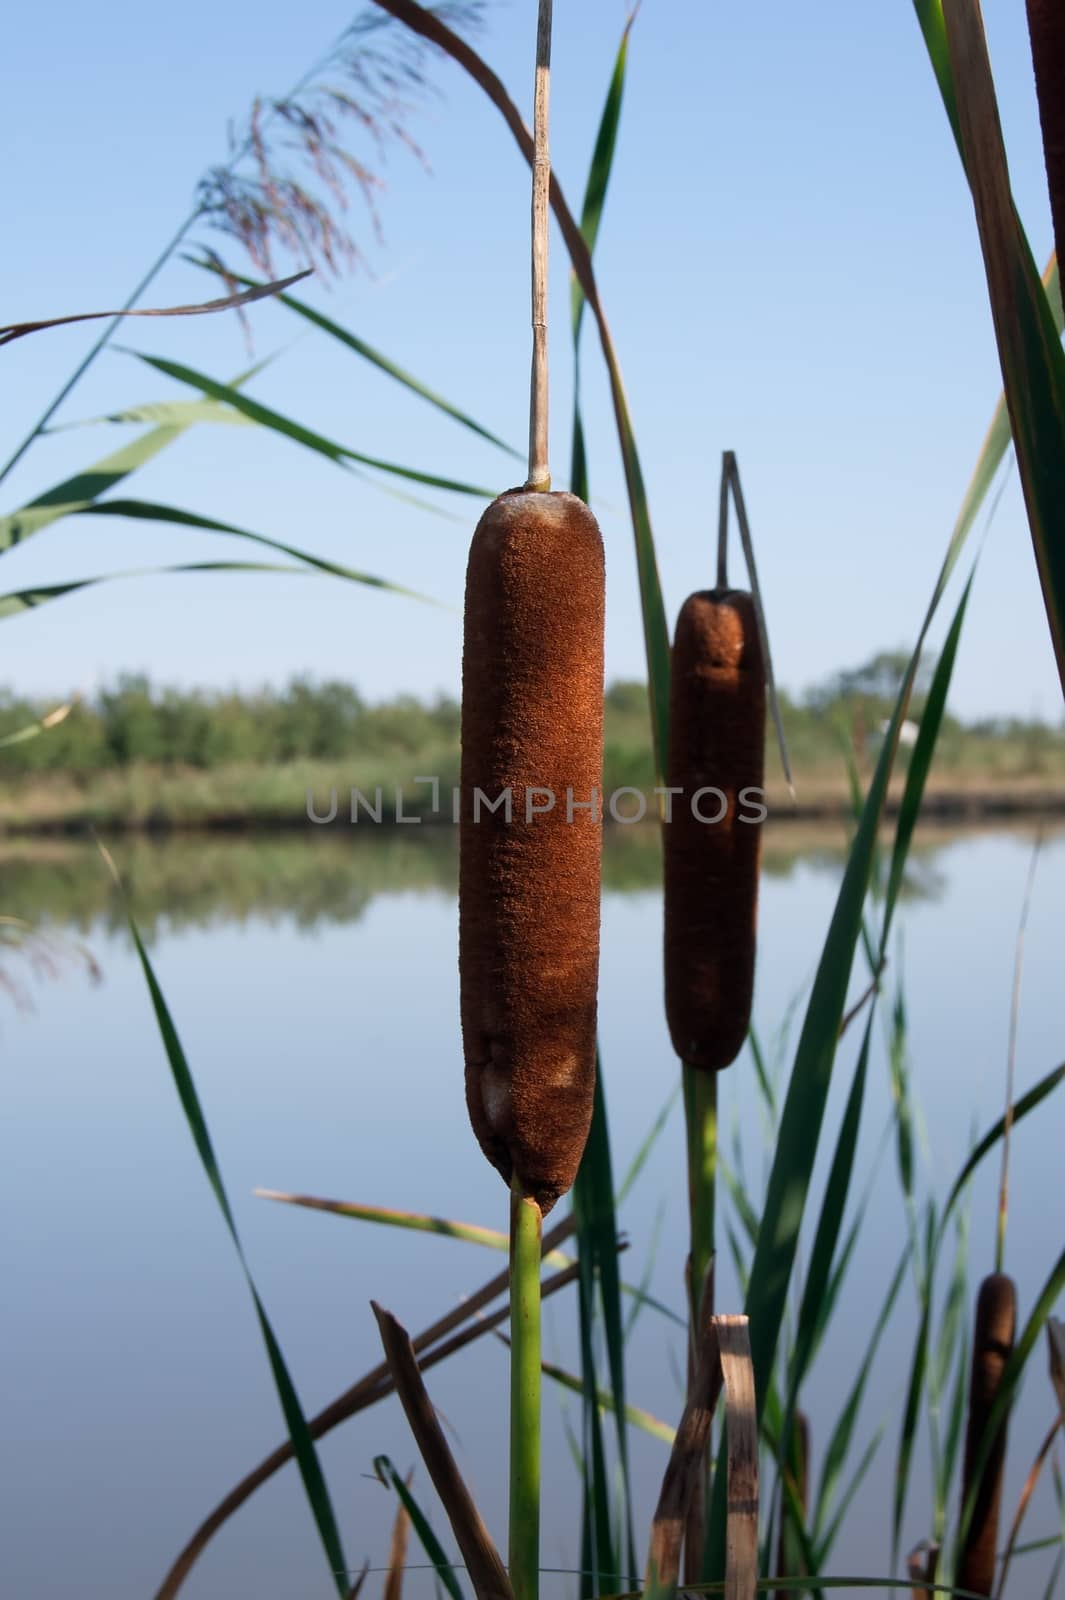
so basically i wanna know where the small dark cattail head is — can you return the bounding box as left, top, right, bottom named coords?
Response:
left=664, top=589, right=766, bottom=1071
left=460, top=489, right=605, bottom=1214
left=957, top=1272, right=1017, bottom=1597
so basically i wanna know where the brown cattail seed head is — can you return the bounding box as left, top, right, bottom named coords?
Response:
left=460, top=489, right=605, bottom=1214
left=957, top=1272, right=1017, bottom=1597
left=664, top=589, right=766, bottom=1071
left=1026, top=2, right=1065, bottom=275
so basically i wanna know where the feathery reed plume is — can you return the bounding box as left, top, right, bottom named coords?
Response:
left=1025, top=2, right=1065, bottom=273
left=460, top=488, right=605, bottom=1212
left=197, top=3, right=486, bottom=280
left=664, top=588, right=766, bottom=1071
left=957, top=1272, right=1017, bottom=1596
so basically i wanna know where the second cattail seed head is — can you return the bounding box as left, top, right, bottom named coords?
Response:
left=664, top=587, right=766, bottom=1071
left=459, top=488, right=605, bottom=1214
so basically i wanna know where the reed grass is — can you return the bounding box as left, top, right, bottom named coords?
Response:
left=8, top=1, right=1065, bottom=1596
left=1025, top=2, right=1065, bottom=270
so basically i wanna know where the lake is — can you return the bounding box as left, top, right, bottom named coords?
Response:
left=2, top=821, right=1063, bottom=1599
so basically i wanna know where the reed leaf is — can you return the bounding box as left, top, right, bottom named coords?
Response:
left=188, top=257, right=521, bottom=459
left=937, top=1308, right=971, bottom=1543
left=568, top=12, right=635, bottom=504
left=916, top=0, right=1065, bottom=696
left=537, top=1356, right=675, bottom=1447
left=72, top=496, right=434, bottom=601
left=0, top=698, right=75, bottom=748
left=574, top=1064, right=632, bottom=1594
left=383, top=1469, right=412, bottom=1600
left=0, top=356, right=275, bottom=554
left=0, top=270, right=310, bottom=346
left=705, top=515, right=981, bottom=1581
left=254, top=1190, right=574, bottom=1264
left=124, top=349, right=498, bottom=497
left=812, top=1423, right=887, bottom=1571
left=0, top=561, right=310, bottom=623
left=940, top=1062, right=1065, bottom=1230
left=893, top=1201, right=939, bottom=1564
left=777, top=1012, right=874, bottom=1482
left=748, top=1026, right=778, bottom=1124
left=567, top=31, right=638, bottom=1586
left=97, top=843, right=350, bottom=1599
left=812, top=1249, right=909, bottom=1540
left=615, top=1087, right=679, bottom=1211
left=48, top=399, right=254, bottom=430
left=374, top=1456, right=466, bottom=1600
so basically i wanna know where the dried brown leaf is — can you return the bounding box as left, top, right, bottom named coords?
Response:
left=371, top=1302, right=512, bottom=1600
left=0, top=271, right=311, bottom=347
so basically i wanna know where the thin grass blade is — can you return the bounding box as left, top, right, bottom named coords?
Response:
left=374, top=1456, right=466, bottom=1600
left=616, top=1087, right=679, bottom=1210
left=573, top=1060, right=635, bottom=1592
left=255, top=1190, right=567, bottom=1266
left=188, top=258, right=521, bottom=460
left=931, top=2, right=1065, bottom=695
left=813, top=1249, right=909, bottom=1540
left=73, top=496, right=436, bottom=602
left=0, top=270, right=311, bottom=345
left=124, top=350, right=497, bottom=498
left=0, top=356, right=275, bottom=554
left=569, top=12, right=635, bottom=500
left=778, top=1011, right=875, bottom=1481
left=98, top=843, right=350, bottom=1598
left=0, top=561, right=313, bottom=623
left=0, top=698, right=76, bottom=748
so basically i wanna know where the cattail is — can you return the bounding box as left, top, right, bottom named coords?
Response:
left=956, top=1272, right=1017, bottom=1596
left=1025, top=2, right=1065, bottom=273
left=459, top=486, right=605, bottom=1214
left=664, top=588, right=766, bottom=1071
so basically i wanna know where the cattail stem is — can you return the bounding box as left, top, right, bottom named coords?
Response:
left=682, top=1062, right=716, bottom=1584
left=509, top=1184, right=542, bottom=1600
left=525, top=0, right=553, bottom=491
left=683, top=1064, right=717, bottom=1314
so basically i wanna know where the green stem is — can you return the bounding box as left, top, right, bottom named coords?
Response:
left=683, top=1062, right=717, bottom=1312
left=509, top=1183, right=542, bottom=1600
left=682, top=1063, right=716, bottom=1584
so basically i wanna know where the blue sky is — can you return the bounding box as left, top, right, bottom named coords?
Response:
left=1, top=0, right=1060, bottom=719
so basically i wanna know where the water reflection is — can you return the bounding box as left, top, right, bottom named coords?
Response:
left=4, top=817, right=1053, bottom=938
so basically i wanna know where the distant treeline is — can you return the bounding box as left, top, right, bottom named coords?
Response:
left=2, top=658, right=1064, bottom=779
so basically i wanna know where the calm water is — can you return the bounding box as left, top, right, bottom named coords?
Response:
left=2, top=822, right=1063, bottom=1599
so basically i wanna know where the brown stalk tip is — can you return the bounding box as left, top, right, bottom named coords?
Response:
left=459, top=489, right=605, bottom=1214
left=663, top=589, right=766, bottom=1072
left=957, top=1272, right=1017, bottom=1597
left=1025, top=2, right=1065, bottom=275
